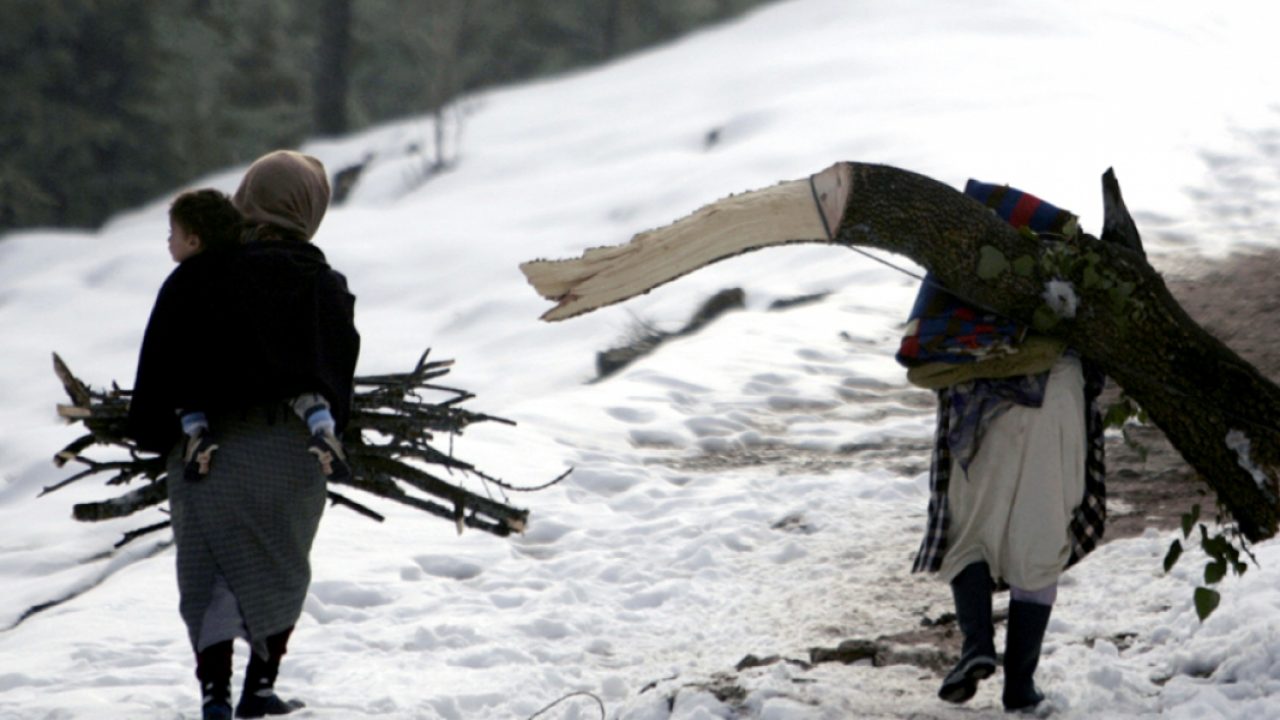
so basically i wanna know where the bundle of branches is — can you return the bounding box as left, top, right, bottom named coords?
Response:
left=48, top=349, right=562, bottom=550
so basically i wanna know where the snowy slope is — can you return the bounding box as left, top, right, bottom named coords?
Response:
left=1, top=0, right=1279, bottom=718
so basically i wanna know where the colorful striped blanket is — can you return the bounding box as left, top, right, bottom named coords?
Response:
left=895, top=180, right=1078, bottom=367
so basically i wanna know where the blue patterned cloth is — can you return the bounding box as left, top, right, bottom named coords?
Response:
left=947, top=372, right=1051, bottom=473
left=895, top=180, right=1077, bottom=368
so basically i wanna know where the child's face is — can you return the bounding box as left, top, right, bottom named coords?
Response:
left=168, top=219, right=202, bottom=262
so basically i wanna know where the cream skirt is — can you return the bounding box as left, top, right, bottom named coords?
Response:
left=938, top=355, right=1086, bottom=590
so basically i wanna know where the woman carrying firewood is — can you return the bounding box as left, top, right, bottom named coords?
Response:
left=898, top=181, right=1106, bottom=713
left=127, top=150, right=360, bottom=720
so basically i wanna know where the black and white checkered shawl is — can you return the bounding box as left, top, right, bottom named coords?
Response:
left=912, top=361, right=1107, bottom=574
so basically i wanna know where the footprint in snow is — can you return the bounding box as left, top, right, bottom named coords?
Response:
left=605, top=406, right=656, bottom=423
left=412, top=555, right=484, bottom=581
left=308, top=580, right=395, bottom=608
left=518, top=617, right=573, bottom=640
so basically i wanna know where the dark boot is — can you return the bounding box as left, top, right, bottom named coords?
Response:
left=938, top=562, right=997, bottom=703
left=234, top=628, right=306, bottom=718
left=196, top=641, right=234, bottom=720
left=1003, top=599, right=1052, bottom=712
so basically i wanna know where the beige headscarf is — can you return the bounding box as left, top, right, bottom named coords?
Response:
left=233, top=150, right=331, bottom=241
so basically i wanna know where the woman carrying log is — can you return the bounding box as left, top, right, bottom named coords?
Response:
left=898, top=181, right=1107, bottom=712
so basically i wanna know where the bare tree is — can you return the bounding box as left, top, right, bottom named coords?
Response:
left=411, top=0, right=474, bottom=172
left=314, top=0, right=354, bottom=135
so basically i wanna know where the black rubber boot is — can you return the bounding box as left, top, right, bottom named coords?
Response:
left=234, top=628, right=305, bottom=718
left=1003, top=599, right=1052, bottom=712
left=196, top=640, right=234, bottom=720
left=938, top=562, right=997, bottom=703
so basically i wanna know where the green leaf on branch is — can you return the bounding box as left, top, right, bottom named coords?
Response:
left=1031, top=305, right=1060, bottom=332
left=1102, top=403, right=1126, bottom=429
left=1181, top=504, right=1201, bottom=539
left=1012, top=255, right=1036, bottom=277
left=1103, top=397, right=1136, bottom=430
left=1082, top=265, right=1102, bottom=290
left=1194, top=587, right=1221, bottom=622
left=1223, top=542, right=1240, bottom=565
left=1205, top=560, right=1228, bottom=585
left=1201, top=531, right=1230, bottom=560
left=1163, top=539, right=1183, bottom=573
left=977, top=246, right=1010, bottom=280
left=1108, top=281, right=1137, bottom=313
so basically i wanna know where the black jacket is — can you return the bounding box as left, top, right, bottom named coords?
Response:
left=127, top=241, right=360, bottom=454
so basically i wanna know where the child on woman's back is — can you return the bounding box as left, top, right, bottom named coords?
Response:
left=167, top=188, right=242, bottom=262
left=166, top=188, right=351, bottom=482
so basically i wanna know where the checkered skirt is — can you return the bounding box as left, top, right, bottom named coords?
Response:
left=167, top=405, right=326, bottom=656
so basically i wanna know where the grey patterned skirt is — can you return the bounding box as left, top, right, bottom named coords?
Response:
left=167, top=404, right=326, bottom=657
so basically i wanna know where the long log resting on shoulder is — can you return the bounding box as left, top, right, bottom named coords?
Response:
left=520, top=161, right=1280, bottom=541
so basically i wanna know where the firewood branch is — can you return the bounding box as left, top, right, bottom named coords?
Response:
left=46, top=348, right=556, bottom=544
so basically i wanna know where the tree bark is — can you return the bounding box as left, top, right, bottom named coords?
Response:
left=521, top=161, right=1280, bottom=541
left=601, top=0, right=622, bottom=59
left=314, top=0, right=353, bottom=135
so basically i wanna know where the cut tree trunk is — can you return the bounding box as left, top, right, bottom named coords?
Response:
left=520, top=161, right=1280, bottom=541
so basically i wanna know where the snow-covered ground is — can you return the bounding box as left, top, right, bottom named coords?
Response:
left=2, top=0, right=1279, bottom=717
